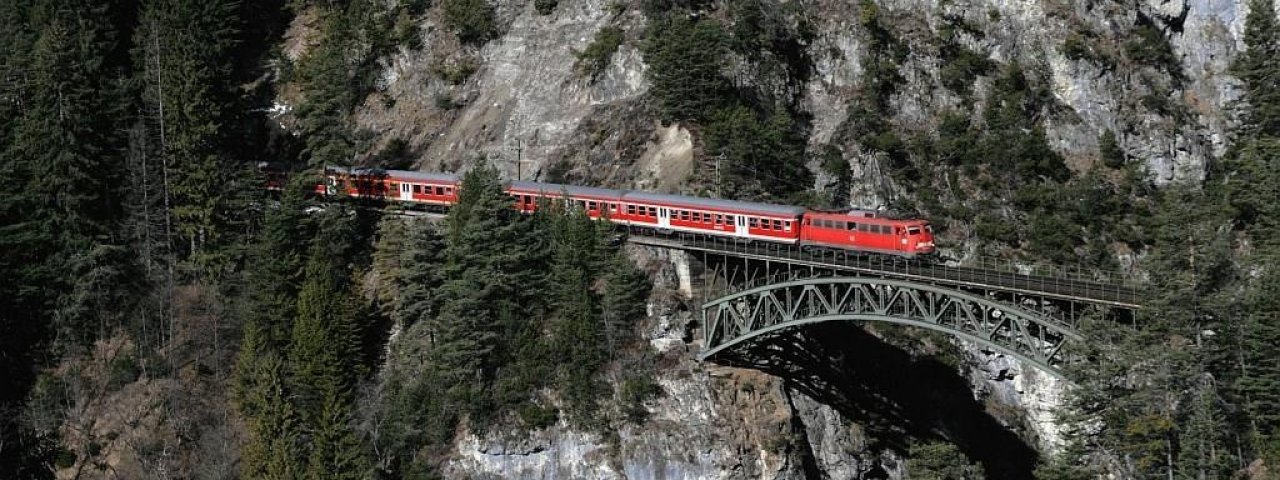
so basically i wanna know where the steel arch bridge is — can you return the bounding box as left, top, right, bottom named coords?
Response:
left=700, top=277, right=1085, bottom=379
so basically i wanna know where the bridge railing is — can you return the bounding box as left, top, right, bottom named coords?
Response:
left=628, top=228, right=1142, bottom=308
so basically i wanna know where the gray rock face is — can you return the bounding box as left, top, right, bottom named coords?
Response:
left=308, top=0, right=1263, bottom=477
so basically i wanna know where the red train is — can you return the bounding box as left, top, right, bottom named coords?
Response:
left=316, top=166, right=936, bottom=257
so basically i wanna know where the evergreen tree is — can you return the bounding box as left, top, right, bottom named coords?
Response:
left=1177, top=374, right=1238, bottom=479
left=547, top=206, right=609, bottom=420
left=243, top=184, right=312, bottom=347
left=434, top=163, right=527, bottom=387
left=442, top=0, right=496, bottom=44
left=1099, top=130, right=1125, bottom=169
left=906, top=440, right=987, bottom=480
left=1233, top=0, right=1280, bottom=137
left=134, top=0, right=248, bottom=263
left=289, top=247, right=363, bottom=420
left=393, top=220, right=445, bottom=332
left=236, top=335, right=303, bottom=480
left=303, top=394, right=371, bottom=480
left=600, top=256, right=651, bottom=356
left=704, top=104, right=812, bottom=200
left=1237, top=261, right=1280, bottom=437
left=641, top=12, right=730, bottom=123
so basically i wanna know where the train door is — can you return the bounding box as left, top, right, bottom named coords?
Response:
left=658, top=207, right=671, bottom=230
left=399, top=183, right=412, bottom=201
left=735, top=215, right=747, bottom=237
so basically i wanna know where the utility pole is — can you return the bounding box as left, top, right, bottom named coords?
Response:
left=515, top=137, right=523, bottom=181
left=714, top=153, right=723, bottom=198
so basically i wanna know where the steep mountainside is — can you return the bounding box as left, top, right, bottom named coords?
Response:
left=6, top=0, right=1278, bottom=478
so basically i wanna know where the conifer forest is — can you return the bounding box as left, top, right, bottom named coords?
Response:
left=2, top=0, right=1280, bottom=478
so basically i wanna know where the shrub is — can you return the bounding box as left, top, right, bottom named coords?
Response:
left=442, top=0, right=496, bottom=43
left=434, top=93, right=460, bottom=110
left=574, top=26, right=624, bottom=80
left=1125, top=20, right=1180, bottom=77
left=619, top=376, right=662, bottom=424
left=517, top=403, right=559, bottom=429
left=939, top=46, right=994, bottom=96
left=1099, top=130, right=1125, bottom=168
left=394, top=10, right=422, bottom=49
left=431, top=57, right=478, bottom=84
left=108, top=353, right=140, bottom=390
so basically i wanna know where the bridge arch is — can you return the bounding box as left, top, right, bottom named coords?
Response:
left=699, top=278, right=1084, bottom=379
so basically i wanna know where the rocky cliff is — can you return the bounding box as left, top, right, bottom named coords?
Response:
left=276, top=0, right=1254, bottom=477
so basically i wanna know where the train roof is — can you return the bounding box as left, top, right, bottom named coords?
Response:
left=387, top=169, right=460, bottom=183
left=622, top=191, right=807, bottom=217
left=327, top=166, right=460, bottom=183
left=508, top=181, right=625, bottom=199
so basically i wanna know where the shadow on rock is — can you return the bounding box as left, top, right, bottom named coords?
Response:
left=715, top=321, right=1039, bottom=479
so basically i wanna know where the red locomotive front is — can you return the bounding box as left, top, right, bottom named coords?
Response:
left=800, top=210, right=936, bottom=257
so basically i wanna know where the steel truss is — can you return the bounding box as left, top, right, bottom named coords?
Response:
left=700, top=277, right=1084, bottom=379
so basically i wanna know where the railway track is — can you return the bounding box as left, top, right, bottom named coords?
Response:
left=628, top=233, right=1143, bottom=309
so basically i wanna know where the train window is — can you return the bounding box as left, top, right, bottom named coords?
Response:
left=858, top=224, right=870, bottom=232
left=714, top=215, right=722, bottom=225
left=749, top=218, right=758, bottom=228
left=588, top=201, right=597, bottom=210
left=412, top=185, right=421, bottom=193
left=680, top=211, right=689, bottom=220
left=847, top=222, right=857, bottom=231
left=784, top=221, right=792, bottom=232
left=725, top=215, right=735, bottom=225
left=626, top=204, right=636, bottom=214
left=907, top=227, right=920, bottom=235
left=647, top=207, right=656, bottom=217
left=772, top=220, right=782, bottom=230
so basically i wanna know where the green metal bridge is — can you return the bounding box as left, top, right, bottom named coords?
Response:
left=628, top=232, right=1143, bottom=379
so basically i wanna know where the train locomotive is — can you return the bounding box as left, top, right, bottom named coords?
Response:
left=316, top=166, right=937, bottom=257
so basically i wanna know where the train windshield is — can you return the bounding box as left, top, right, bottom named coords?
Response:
left=907, top=227, right=921, bottom=235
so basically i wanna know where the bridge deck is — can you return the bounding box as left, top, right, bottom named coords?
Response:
left=628, top=233, right=1142, bottom=309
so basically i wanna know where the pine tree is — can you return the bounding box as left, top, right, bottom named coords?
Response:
left=906, top=440, right=986, bottom=480
left=1234, top=0, right=1280, bottom=137
left=245, top=184, right=312, bottom=347
left=1177, top=374, right=1239, bottom=479
left=600, top=256, right=651, bottom=356
left=4, top=0, right=132, bottom=352
left=1099, top=130, right=1126, bottom=169
left=236, top=337, right=303, bottom=480
left=434, top=163, right=527, bottom=385
left=641, top=12, right=730, bottom=122
left=134, top=0, right=247, bottom=263
left=1237, top=261, right=1280, bottom=436
left=547, top=206, right=608, bottom=420
left=392, top=220, right=445, bottom=332
left=289, top=249, right=363, bottom=420
left=294, top=14, right=360, bottom=168
left=303, top=394, right=371, bottom=480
